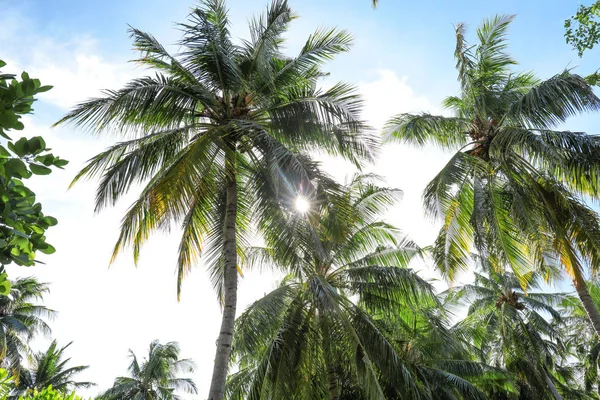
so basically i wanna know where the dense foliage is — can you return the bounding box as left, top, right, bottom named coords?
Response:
left=17, top=387, right=85, bottom=400
left=0, top=61, right=67, bottom=290
left=0, top=277, right=54, bottom=370
left=228, top=175, right=493, bottom=399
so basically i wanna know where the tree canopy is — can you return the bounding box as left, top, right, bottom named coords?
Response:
left=0, top=61, right=68, bottom=292
left=565, top=1, right=600, bottom=56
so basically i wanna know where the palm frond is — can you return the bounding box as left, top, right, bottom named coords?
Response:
left=384, top=113, right=471, bottom=148
left=507, top=70, right=600, bottom=128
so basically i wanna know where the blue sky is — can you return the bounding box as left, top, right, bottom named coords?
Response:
left=13, top=1, right=598, bottom=78
left=2, top=0, right=599, bottom=397
left=10, top=0, right=600, bottom=130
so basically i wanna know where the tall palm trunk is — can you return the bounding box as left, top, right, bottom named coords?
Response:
left=544, top=372, right=563, bottom=400
left=573, top=271, right=600, bottom=336
left=208, top=152, right=238, bottom=400
left=326, top=363, right=339, bottom=400
left=321, top=317, right=339, bottom=400
left=559, top=238, right=600, bottom=337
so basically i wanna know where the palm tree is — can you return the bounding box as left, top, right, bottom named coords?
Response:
left=559, top=281, right=600, bottom=396
left=227, top=174, right=488, bottom=400
left=385, top=14, right=600, bottom=336
left=0, top=278, right=55, bottom=370
left=100, top=340, right=196, bottom=400
left=13, top=340, right=94, bottom=397
left=373, top=287, right=517, bottom=399
left=447, top=266, right=587, bottom=399
left=55, top=1, right=374, bottom=398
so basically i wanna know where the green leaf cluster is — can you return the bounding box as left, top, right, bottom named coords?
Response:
left=0, top=61, right=67, bottom=278
left=0, top=369, right=14, bottom=399
left=228, top=175, right=488, bottom=399
left=13, top=341, right=94, bottom=397
left=0, top=277, right=54, bottom=372
left=565, top=1, right=600, bottom=57
left=17, top=386, right=85, bottom=400
left=0, top=62, right=51, bottom=140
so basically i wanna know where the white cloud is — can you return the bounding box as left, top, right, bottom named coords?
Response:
left=360, top=69, right=434, bottom=130
left=0, top=7, right=137, bottom=111
left=313, top=70, right=454, bottom=286
left=14, top=38, right=136, bottom=111
left=357, top=70, right=450, bottom=243
left=35, top=52, right=136, bottom=110
left=358, top=70, right=459, bottom=288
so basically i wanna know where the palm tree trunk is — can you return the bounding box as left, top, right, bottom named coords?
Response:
left=544, top=372, right=563, bottom=400
left=326, top=363, right=339, bottom=400
left=208, top=155, right=238, bottom=400
left=572, top=271, right=600, bottom=337
left=321, top=318, right=339, bottom=400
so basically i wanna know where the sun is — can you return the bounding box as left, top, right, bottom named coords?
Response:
left=295, top=196, right=310, bottom=213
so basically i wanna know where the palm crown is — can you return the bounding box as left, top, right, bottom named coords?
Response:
left=57, top=0, right=373, bottom=296
left=0, top=278, right=55, bottom=371
left=227, top=174, right=490, bottom=399
left=385, top=14, right=600, bottom=336
left=13, top=340, right=94, bottom=397
left=100, top=340, right=196, bottom=400
left=447, top=266, right=579, bottom=399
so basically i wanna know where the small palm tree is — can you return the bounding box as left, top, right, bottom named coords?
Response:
left=371, top=291, right=512, bottom=399
left=55, top=2, right=373, bottom=398
left=13, top=340, right=93, bottom=397
left=227, top=175, right=487, bottom=399
left=100, top=340, right=196, bottom=400
left=447, top=267, right=585, bottom=399
left=0, top=278, right=55, bottom=370
left=385, top=14, right=600, bottom=336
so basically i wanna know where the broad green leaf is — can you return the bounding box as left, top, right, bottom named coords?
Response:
left=37, top=85, right=53, bottom=93
left=0, top=146, right=10, bottom=158
left=38, top=244, right=56, bottom=255
left=9, top=137, right=28, bottom=157
left=27, top=136, right=46, bottom=155
left=4, top=158, right=28, bottom=178
left=30, top=164, right=52, bottom=175
left=42, top=216, right=58, bottom=226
